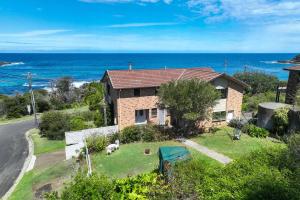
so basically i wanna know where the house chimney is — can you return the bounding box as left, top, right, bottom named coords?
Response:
left=128, top=62, right=132, bottom=70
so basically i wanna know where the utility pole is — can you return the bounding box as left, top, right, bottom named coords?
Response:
left=27, top=72, right=38, bottom=125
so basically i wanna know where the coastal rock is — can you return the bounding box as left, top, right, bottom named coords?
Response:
left=278, top=54, right=300, bottom=64
left=0, top=61, right=12, bottom=66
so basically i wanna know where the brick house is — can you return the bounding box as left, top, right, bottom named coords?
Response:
left=101, top=67, right=247, bottom=130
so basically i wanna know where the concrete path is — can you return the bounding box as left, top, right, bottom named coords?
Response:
left=183, top=139, right=233, bottom=164
left=0, top=120, right=36, bottom=198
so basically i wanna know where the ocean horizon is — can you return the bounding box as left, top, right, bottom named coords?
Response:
left=0, top=53, right=297, bottom=95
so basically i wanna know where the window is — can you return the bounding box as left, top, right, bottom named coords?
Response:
left=212, top=111, right=226, bottom=122
left=151, top=108, right=157, bottom=118
left=218, top=88, right=228, bottom=99
left=134, top=88, right=140, bottom=97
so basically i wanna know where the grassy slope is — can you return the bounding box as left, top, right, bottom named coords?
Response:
left=92, top=141, right=221, bottom=178
left=192, top=127, right=285, bottom=159
left=0, top=105, right=89, bottom=126
left=30, top=129, right=65, bottom=155
left=9, top=160, right=74, bottom=200
left=0, top=115, right=34, bottom=125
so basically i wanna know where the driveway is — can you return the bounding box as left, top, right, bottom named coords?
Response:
left=0, top=120, right=36, bottom=198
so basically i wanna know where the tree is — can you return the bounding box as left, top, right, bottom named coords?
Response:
left=234, top=71, right=279, bottom=94
left=84, top=82, right=104, bottom=111
left=4, top=94, right=30, bottom=118
left=158, top=79, right=219, bottom=132
left=84, top=82, right=111, bottom=127
left=54, top=76, right=74, bottom=103
left=39, top=111, right=70, bottom=140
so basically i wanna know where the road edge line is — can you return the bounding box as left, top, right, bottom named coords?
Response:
left=2, top=129, right=35, bottom=200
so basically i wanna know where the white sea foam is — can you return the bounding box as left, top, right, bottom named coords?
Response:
left=72, top=81, right=90, bottom=88
left=260, top=61, right=278, bottom=64
left=1, top=62, right=25, bottom=67
left=260, top=60, right=290, bottom=64
left=42, top=87, right=53, bottom=92
left=23, top=83, right=47, bottom=87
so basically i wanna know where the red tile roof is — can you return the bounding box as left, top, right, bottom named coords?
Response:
left=103, top=67, right=247, bottom=89
left=284, top=66, right=300, bottom=71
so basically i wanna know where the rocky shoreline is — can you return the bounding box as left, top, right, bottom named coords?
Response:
left=278, top=54, right=300, bottom=64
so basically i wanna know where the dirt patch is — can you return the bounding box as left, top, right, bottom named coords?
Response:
left=33, top=177, right=67, bottom=200
left=35, top=150, right=65, bottom=170
left=34, top=183, right=52, bottom=199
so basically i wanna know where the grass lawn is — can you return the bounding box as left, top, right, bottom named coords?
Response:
left=60, top=105, right=89, bottom=114
left=0, top=115, right=34, bottom=125
left=192, top=126, right=286, bottom=159
left=9, top=160, right=74, bottom=200
left=30, top=129, right=65, bottom=155
left=91, top=140, right=221, bottom=178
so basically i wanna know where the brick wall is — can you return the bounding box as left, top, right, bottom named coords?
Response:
left=226, top=81, right=244, bottom=119
left=117, top=88, right=159, bottom=129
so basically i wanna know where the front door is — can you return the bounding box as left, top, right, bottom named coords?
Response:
left=158, top=109, right=165, bottom=125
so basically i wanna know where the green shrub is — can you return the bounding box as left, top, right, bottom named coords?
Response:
left=36, top=99, right=51, bottom=113
left=233, top=71, right=279, bottom=94
left=228, top=119, right=244, bottom=129
left=70, top=116, right=88, bottom=131
left=94, top=111, right=105, bottom=127
left=114, top=173, right=169, bottom=199
left=120, top=125, right=175, bottom=144
left=272, top=107, right=289, bottom=136
left=196, top=147, right=300, bottom=200
left=4, top=95, right=29, bottom=118
left=39, top=111, right=70, bottom=140
left=242, top=124, right=269, bottom=138
left=242, top=92, right=282, bottom=112
left=60, top=173, right=114, bottom=200
left=78, top=111, right=95, bottom=121
left=86, top=135, right=108, bottom=153
left=171, top=159, right=207, bottom=199
left=108, top=133, right=120, bottom=144
left=120, top=125, right=142, bottom=143
left=48, top=172, right=168, bottom=200
left=50, top=96, right=66, bottom=110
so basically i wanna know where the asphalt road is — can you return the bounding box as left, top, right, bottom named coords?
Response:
left=0, top=120, right=36, bottom=198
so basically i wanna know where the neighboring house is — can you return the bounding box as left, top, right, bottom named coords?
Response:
left=101, top=67, right=247, bottom=130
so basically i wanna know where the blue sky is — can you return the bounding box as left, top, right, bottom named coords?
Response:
left=0, top=0, right=300, bottom=52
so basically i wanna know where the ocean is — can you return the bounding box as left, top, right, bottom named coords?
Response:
left=0, top=53, right=296, bottom=95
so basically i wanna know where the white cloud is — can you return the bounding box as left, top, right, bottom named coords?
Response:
left=187, top=0, right=300, bottom=22
left=79, top=0, right=172, bottom=4
left=0, top=29, right=70, bottom=37
left=106, top=22, right=177, bottom=28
